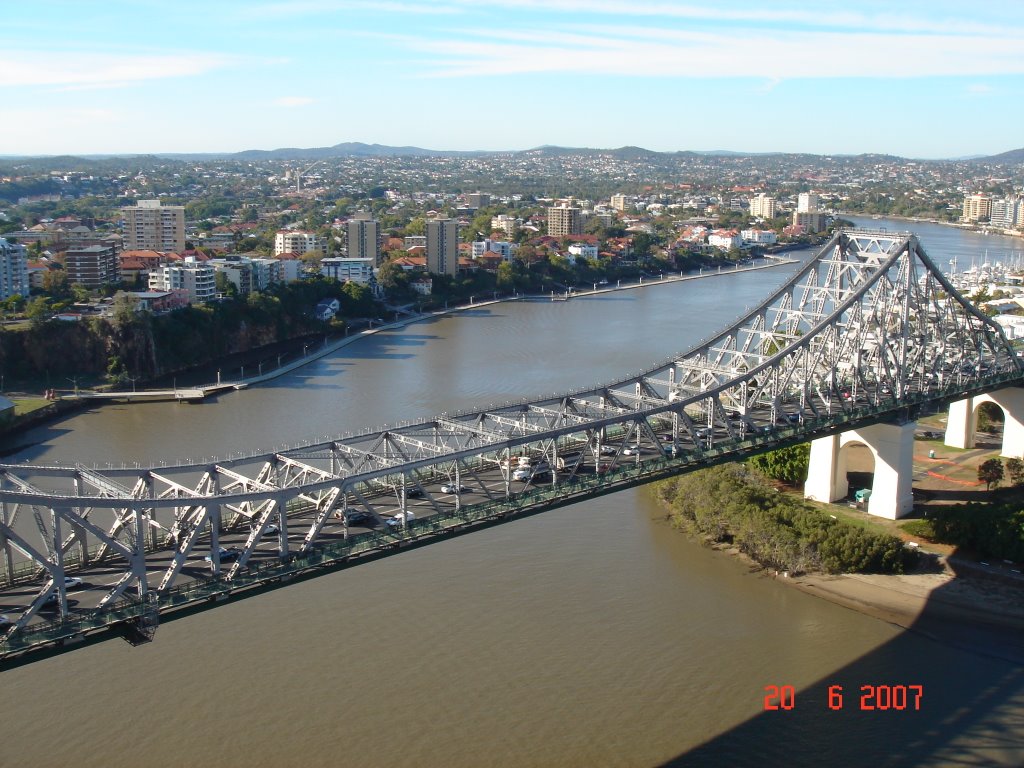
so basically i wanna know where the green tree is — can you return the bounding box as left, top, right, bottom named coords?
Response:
left=25, top=296, right=50, bottom=327
left=978, top=458, right=1004, bottom=491
left=3, top=294, right=25, bottom=313
left=496, top=261, right=516, bottom=292
left=215, top=271, right=238, bottom=298
left=1006, top=457, right=1024, bottom=486
left=749, top=443, right=811, bottom=485
left=42, top=269, right=69, bottom=297
left=976, top=401, right=1004, bottom=433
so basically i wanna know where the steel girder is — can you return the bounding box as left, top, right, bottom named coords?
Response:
left=0, top=230, right=1020, bottom=643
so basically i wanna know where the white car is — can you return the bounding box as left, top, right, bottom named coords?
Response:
left=63, top=576, right=84, bottom=590
left=386, top=511, right=416, bottom=527
left=512, top=467, right=532, bottom=481
left=622, top=445, right=642, bottom=456
left=440, top=483, right=469, bottom=494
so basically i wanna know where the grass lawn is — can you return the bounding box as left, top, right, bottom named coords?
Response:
left=11, top=397, right=53, bottom=416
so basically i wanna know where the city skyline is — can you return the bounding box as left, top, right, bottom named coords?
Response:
left=2, top=0, right=1024, bottom=159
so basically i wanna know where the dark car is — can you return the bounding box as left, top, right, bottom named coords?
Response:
left=345, top=510, right=374, bottom=526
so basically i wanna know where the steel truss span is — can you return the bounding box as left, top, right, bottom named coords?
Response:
left=1, top=231, right=1021, bottom=662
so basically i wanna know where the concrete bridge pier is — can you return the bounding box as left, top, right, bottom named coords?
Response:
left=804, top=422, right=916, bottom=520
left=944, top=387, right=1024, bottom=458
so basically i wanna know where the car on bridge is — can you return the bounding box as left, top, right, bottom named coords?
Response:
left=387, top=511, right=416, bottom=528
left=204, top=547, right=243, bottom=563
left=440, top=483, right=470, bottom=494
left=63, top=576, right=84, bottom=590
left=344, top=510, right=374, bottom=526
left=622, top=444, right=643, bottom=455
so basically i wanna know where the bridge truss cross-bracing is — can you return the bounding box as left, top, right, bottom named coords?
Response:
left=1, top=230, right=1020, bottom=662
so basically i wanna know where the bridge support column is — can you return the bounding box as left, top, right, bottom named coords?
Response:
left=804, top=422, right=915, bottom=520
left=944, top=398, right=976, bottom=450
left=945, top=388, right=1024, bottom=458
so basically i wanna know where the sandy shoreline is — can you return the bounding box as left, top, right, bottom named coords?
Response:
left=704, top=533, right=1024, bottom=661
left=784, top=558, right=1024, bottom=662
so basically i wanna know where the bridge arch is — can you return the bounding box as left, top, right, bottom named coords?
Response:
left=836, top=438, right=876, bottom=504
left=804, top=422, right=915, bottom=520
left=944, top=387, right=1024, bottom=458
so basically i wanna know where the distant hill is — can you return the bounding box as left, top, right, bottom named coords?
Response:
left=976, top=147, right=1024, bottom=164
left=223, top=142, right=486, bottom=160
left=5, top=142, right=1024, bottom=165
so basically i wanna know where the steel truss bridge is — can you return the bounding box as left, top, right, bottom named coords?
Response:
left=1, top=230, right=1022, bottom=664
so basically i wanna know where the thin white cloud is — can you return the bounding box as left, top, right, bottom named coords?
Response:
left=442, top=0, right=1023, bottom=37
left=409, top=27, right=1024, bottom=80
left=273, top=96, right=315, bottom=107
left=0, top=51, right=236, bottom=88
left=249, top=0, right=462, bottom=16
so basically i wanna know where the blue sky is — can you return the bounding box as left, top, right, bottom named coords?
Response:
left=2, top=0, right=1023, bottom=158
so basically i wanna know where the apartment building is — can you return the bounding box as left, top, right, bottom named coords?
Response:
left=749, top=193, right=778, bottom=219
left=426, top=218, right=458, bottom=276
left=347, top=213, right=381, bottom=265
left=989, top=197, right=1020, bottom=229
left=962, top=193, right=993, bottom=222
left=0, top=240, right=29, bottom=300
left=122, top=200, right=186, bottom=253
left=465, top=192, right=491, bottom=209
left=148, top=257, right=216, bottom=303
left=274, top=230, right=326, bottom=257
left=547, top=205, right=583, bottom=237
left=320, top=256, right=374, bottom=284
left=64, top=244, right=120, bottom=288
left=797, top=193, right=820, bottom=213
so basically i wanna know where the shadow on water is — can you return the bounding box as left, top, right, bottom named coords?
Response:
left=660, top=577, right=1024, bottom=767
left=0, top=426, right=74, bottom=462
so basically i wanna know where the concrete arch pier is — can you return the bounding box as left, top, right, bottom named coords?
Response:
left=804, top=422, right=916, bottom=520
left=944, top=387, right=1024, bottom=458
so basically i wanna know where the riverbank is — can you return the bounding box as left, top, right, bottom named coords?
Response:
left=840, top=211, right=1024, bottom=241
left=34, top=256, right=799, bottom=409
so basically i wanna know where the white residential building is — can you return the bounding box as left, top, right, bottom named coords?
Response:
left=271, top=256, right=303, bottom=282
left=320, top=257, right=374, bottom=284
left=749, top=193, right=778, bottom=219
left=797, top=193, right=820, bottom=213
left=209, top=259, right=253, bottom=295
left=989, top=197, right=1020, bottom=229
left=251, top=258, right=282, bottom=290
left=275, top=231, right=326, bottom=257
left=740, top=228, right=778, bottom=245
left=471, top=239, right=516, bottom=261
left=0, top=240, right=29, bottom=300
left=708, top=230, right=742, bottom=250
left=490, top=215, right=518, bottom=237
left=148, top=257, right=217, bottom=303
left=568, top=243, right=598, bottom=260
